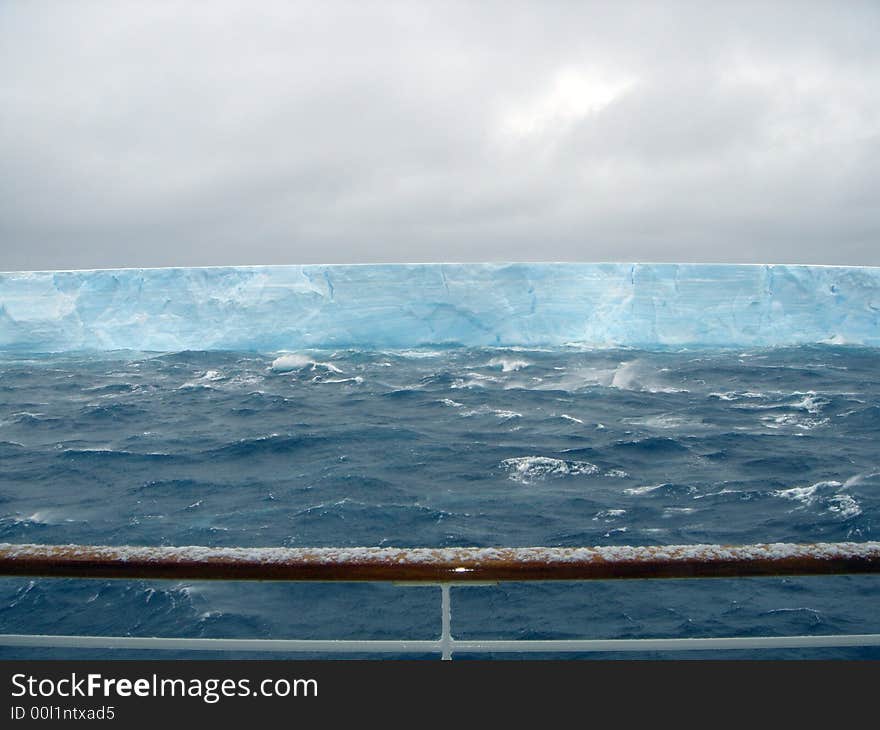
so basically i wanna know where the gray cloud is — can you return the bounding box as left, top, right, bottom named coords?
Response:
left=1, top=0, right=879, bottom=270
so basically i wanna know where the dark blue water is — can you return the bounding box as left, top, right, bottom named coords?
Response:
left=1, top=346, right=878, bottom=658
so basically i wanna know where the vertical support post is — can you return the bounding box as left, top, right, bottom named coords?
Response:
left=440, top=583, right=452, bottom=661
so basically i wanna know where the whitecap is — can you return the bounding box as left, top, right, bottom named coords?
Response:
left=610, top=360, right=688, bottom=393
left=501, top=456, right=600, bottom=483
left=761, top=413, right=829, bottom=431
left=271, top=354, right=343, bottom=373
left=709, top=391, right=767, bottom=401
left=828, top=495, right=862, bottom=518
left=176, top=382, right=215, bottom=390
left=451, top=372, right=500, bottom=389
left=624, top=483, right=667, bottom=496
left=271, top=354, right=315, bottom=371
left=12, top=510, right=75, bottom=525
left=462, top=405, right=521, bottom=420
left=789, top=391, right=829, bottom=415
left=389, top=349, right=445, bottom=359
left=765, top=607, right=823, bottom=621
left=604, top=469, right=629, bottom=478
left=773, top=480, right=862, bottom=518
left=487, top=357, right=530, bottom=372
left=625, top=413, right=702, bottom=430
left=773, top=482, right=839, bottom=504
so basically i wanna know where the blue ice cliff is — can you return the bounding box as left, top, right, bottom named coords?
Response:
left=0, top=263, right=878, bottom=352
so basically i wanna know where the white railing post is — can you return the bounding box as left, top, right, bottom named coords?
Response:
left=440, top=584, right=452, bottom=660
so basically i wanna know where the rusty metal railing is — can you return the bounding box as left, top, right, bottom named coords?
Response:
left=1, top=541, right=879, bottom=659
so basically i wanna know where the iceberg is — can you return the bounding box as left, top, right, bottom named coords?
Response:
left=1, top=263, right=879, bottom=352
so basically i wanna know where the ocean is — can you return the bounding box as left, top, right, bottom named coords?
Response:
left=1, top=345, right=878, bottom=658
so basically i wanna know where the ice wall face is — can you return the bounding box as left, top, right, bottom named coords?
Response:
left=1, top=263, right=878, bottom=352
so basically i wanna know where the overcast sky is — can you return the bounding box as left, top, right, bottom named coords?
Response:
left=1, top=1, right=878, bottom=271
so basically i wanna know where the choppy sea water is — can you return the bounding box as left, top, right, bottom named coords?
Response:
left=1, top=345, right=878, bottom=659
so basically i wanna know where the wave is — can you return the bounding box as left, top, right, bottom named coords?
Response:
left=773, top=480, right=862, bottom=519
left=204, top=433, right=329, bottom=459
left=451, top=372, right=501, bottom=389
left=131, top=478, right=216, bottom=495
left=8, top=510, right=72, bottom=526
left=0, top=440, right=26, bottom=457
left=837, top=405, right=880, bottom=428
left=612, top=437, right=690, bottom=454
left=270, top=354, right=342, bottom=373
left=623, top=482, right=695, bottom=497
left=708, top=391, right=768, bottom=401
left=501, top=456, right=600, bottom=483
left=83, top=383, right=140, bottom=394
left=5, top=412, right=63, bottom=427
left=760, top=413, right=829, bottom=431
left=460, top=405, right=522, bottom=420
left=59, top=447, right=176, bottom=462
left=319, top=376, right=364, bottom=385
left=77, top=403, right=147, bottom=421
left=610, top=360, right=688, bottom=393
left=487, top=357, right=531, bottom=372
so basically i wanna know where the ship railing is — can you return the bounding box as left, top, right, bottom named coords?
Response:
left=1, top=541, right=879, bottom=660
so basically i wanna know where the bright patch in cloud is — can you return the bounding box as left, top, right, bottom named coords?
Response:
left=501, top=69, right=636, bottom=138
